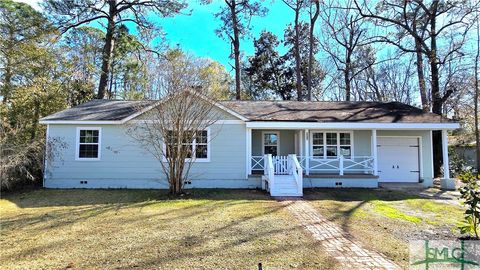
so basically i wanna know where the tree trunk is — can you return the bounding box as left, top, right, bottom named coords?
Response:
left=307, top=1, right=319, bottom=101
left=97, top=1, right=117, bottom=99
left=2, top=27, right=14, bottom=104
left=344, top=68, right=351, bottom=101
left=415, top=38, right=429, bottom=112
left=30, top=96, right=40, bottom=141
left=294, top=7, right=303, bottom=101
left=428, top=9, right=443, bottom=177
left=230, top=0, right=242, bottom=100
left=475, top=19, right=480, bottom=177
left=3, top=59, right=12, bottom=104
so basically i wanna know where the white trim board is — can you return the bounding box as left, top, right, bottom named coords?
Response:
left=246, top=122, right=459, bottom=130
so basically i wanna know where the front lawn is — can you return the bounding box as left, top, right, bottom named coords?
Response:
left=304, top=188, right=465, bottom=269
left=0, top=189, right=337, bottom=270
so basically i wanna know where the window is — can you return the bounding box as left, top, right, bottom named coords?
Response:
left=195, top=130, right=208, bottom=159
left=326, top=132, right=337, bottom=158
left=311, top=132, right=352, bottom=159
left=339, top=133, right=351, bottom=158
left=312, top=132, right=324, bottom=157
left=263, top=132, right=279, bottom=155
left=76, top=128, right=101, bottom=160
left=165, top=129, right=209, bottom=161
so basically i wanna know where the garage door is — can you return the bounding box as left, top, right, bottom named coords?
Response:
left=377, top=137, right=420, bottom=182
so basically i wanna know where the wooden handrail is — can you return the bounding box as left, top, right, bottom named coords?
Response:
left=289, top=154, right=303, bottom=196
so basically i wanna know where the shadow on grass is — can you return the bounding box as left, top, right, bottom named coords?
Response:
left=302, top=188, right=449, bottom=233
left=0, top=188, right=278, bottom=233
left=2, top=188, right=272, bottom=208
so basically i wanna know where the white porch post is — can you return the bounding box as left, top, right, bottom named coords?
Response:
left=299, top=130, right=304, bottom=157
left=304, top=129, right=310, bottom=175
left=441, top=130, right=455, bottom=190
left=246, top=128, right=252, bottom=179
left=371, top=129, right=378, bottom=176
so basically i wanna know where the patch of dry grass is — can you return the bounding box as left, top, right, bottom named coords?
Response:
left=304, top=188, right=465, bottom=269
left=0, top=189, right=337, bottom=270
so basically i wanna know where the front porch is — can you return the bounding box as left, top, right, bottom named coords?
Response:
left=245, top=128, right=452, bottom=196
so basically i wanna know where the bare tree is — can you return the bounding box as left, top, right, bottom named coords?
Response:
left=128, top=90, right=220, bottom=195
left=319, top=0, right=372, bottom=101
left=359, top=53, right=415, bottom=103
left=307, top=0, right=320, bottom=100
left=353, top=0, right=478, bottom=114
left=283, top=0, right=306, bottom=100
left=354, top=0, right=478, bottom=176
left=44, top=0, right=187, bottom=99
left=212, top=0, right=267, bottom=100
left=127, top=50, right=221, bottom=194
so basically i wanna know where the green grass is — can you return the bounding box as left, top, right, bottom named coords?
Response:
left=370, top=200, right=422, bottom=223
left=0, top=189, right=337, bottom=270
left=304, top=188, right=465, bottom=268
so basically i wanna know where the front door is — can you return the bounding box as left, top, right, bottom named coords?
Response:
left=377, top=137, right=420, bottom=182
left=263, top=131, right=279, bottom=156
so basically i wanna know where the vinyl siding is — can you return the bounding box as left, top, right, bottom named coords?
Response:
left=45, top=123, right=247, bottom=189
left=251, top=130, right=296, bottom=156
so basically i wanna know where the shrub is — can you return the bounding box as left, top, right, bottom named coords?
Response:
left=458, top=171, right=480, bottom=238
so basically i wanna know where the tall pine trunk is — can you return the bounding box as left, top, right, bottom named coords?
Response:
left=294, top=8, right=303, bottom=101
left=97, top=1, right=117, bottom=99
left=475, top=19, right=480, bottom=177
left=230, top=0, right=242, bottom=100
left=307, top=1, right=319, bottom=101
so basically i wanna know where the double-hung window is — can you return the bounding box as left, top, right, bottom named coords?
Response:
left=311, top=132, right=352, bottom=159
left=263, top=132, right=279, bottom=156
left=76, top=127, right=101, bottom=160
left=165, top=129, right=210, bottom=161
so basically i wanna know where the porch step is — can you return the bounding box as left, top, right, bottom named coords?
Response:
left=270, top=175, right=302, bottom=197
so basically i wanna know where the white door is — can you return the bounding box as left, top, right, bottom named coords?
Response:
left=377, top=137, right=420, bottom=182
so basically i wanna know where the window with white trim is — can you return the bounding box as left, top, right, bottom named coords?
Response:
left=312, top=132, right=324, bottom=157
left=77, top=128, right=101, bottom=159
left=263, top=132, right=279, bottom=155
left=165, top=130, right=209, bottom=160
left=311, top=132, right=352, bottom=159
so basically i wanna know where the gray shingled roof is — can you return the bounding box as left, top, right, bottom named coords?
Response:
left=40, top=99, right=454, bottom=123
left=220, top=100, right=454, bottom=123
left=40, top=100, right=155, bottom=121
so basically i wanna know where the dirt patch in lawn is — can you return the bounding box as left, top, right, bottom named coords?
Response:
left=0, top=189, right=337, bottom=270
left=304, top=188, right=465, bottom=269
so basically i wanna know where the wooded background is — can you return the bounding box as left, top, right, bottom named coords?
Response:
left=1, top=0, right=479, bottom=189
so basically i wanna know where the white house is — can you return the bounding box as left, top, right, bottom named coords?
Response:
left=40, top=99, right=459, bottom=196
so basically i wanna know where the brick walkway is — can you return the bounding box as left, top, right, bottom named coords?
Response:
left=279, top=199, right=400, bottom=270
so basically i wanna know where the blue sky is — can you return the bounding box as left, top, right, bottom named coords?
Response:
left=157, top=1, right=292, bottom=69
left=18, top=0, right=294, bottom=71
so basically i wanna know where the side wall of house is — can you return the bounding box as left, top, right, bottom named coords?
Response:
left=45, top=122, right=255, bottom=189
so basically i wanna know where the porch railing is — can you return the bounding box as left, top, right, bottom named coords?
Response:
left=264, top=154, right=275, bottom=190
left=299, top=156, right=375, bottom=175
left=252, top=155, right=374, bottom=175
left=288, top=154, right=303, bottom=195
